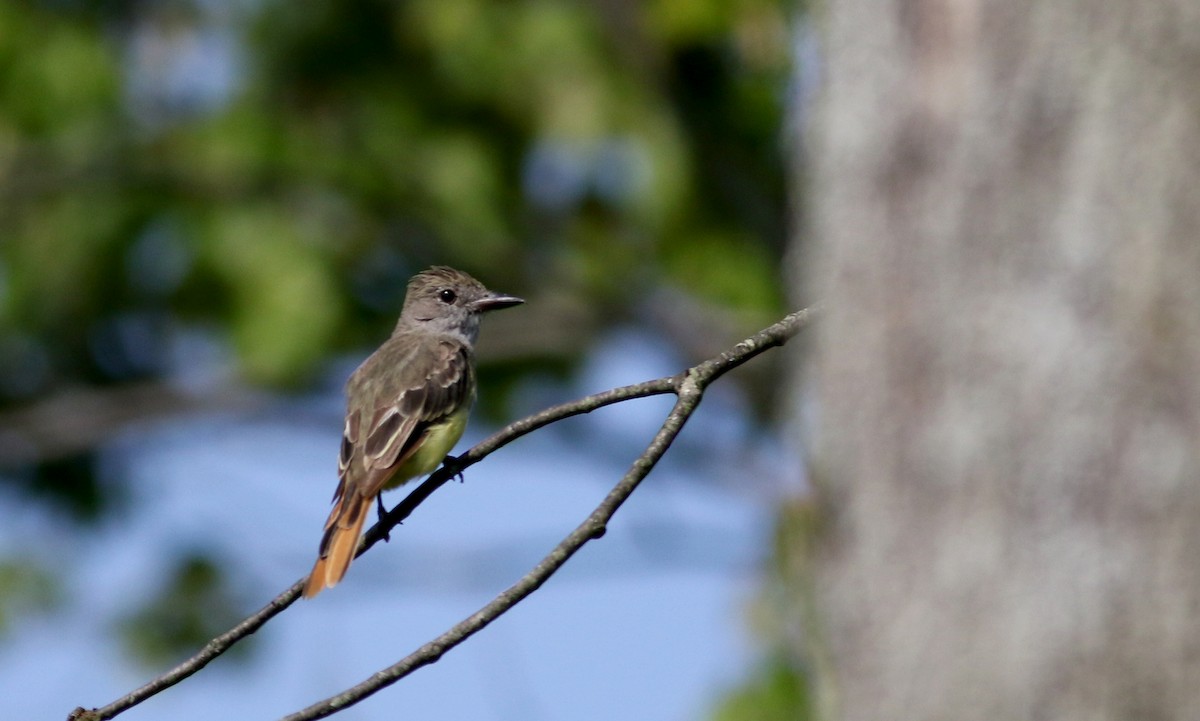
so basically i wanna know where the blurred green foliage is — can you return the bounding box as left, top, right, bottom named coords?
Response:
left=118, top=553, right=250, bottom=667
left=0, top=559, right=59, bottom=634
left=713, top=498, right=818, bottom=721
left=711, top=656, right=811, bottom=721
left=0, top=0, right=793, bottom=678
left=0, top=0, right=790, bottom=390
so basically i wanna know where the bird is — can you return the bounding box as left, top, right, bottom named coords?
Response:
left=303, top=266, right=523, bottom=598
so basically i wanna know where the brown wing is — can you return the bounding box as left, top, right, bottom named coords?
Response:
left=303, top=336, right=473, bottom=598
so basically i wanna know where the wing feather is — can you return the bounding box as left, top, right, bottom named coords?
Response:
left=304, top=335, right=474, bottom=598
left=352, top=338, right=472, bottom=490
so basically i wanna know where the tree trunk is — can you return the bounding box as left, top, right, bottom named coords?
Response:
left=800, top=1, right=1200, bottom=719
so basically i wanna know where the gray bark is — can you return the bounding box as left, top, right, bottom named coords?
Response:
left=800, top=1, right=1200, bottom=719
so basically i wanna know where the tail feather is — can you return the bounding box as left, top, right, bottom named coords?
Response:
left=303, top=492, right=372, bottom=598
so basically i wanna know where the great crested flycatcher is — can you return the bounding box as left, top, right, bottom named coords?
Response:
left=303, top=266, right=523, bottom=598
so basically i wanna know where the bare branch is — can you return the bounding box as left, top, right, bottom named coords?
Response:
left=278, top=307, right=816, bottom=721
left=0, top=381, right=264, bottom=469
left=67, top=307, right=815, bottom=721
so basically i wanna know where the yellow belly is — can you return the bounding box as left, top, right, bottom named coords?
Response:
left=382, top=405, right=470, bottom=490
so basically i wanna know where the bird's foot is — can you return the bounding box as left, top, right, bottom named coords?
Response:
left=375, top=494, right=391, bottom=542
left=442, top=454, right=466, bottom=483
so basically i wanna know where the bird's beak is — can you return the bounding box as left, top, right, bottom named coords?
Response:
left=470, top=292, right=525, bottom=312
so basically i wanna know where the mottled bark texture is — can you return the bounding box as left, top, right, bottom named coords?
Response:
left=800, top=1, right=1200, bottom=719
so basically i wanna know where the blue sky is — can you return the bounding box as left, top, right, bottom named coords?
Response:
left=0, top=327, right=797, bottom=721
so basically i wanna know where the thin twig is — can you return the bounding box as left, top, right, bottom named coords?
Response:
left=67, top=307, right=815, bottom=721
left=278, top=307, right=815, bottom=721
left=361, top=375, right=679, bottom=550
left=66, top=379, right=673, bottom=721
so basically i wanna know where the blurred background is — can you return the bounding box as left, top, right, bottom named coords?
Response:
left=0, top=0, right=805, bottom=719
left=10, top=0, right=1196, bottom=720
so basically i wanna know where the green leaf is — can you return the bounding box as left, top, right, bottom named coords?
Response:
left=204, top=205, right=346, bottom=385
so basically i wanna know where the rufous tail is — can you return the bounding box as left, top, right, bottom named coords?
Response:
left=303, top=492, right=371, bottom=598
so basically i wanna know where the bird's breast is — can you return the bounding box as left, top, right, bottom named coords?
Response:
left=381, top=404, right=471, bottom=490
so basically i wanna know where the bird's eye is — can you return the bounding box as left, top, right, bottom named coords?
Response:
left=438, top=288, right=457, bottom=304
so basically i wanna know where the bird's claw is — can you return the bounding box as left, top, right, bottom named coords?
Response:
left=375, top=494, right=391, bottom=542
left=443, top=454, right=466, bottom=483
